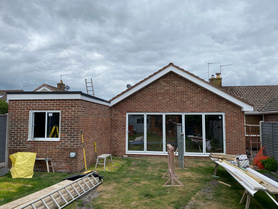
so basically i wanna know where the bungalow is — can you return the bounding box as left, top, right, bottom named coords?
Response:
left=6, top=63, right=277, bottom=173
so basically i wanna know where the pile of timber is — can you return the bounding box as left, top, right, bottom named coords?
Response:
left=210, top=153, right=278, bottom=208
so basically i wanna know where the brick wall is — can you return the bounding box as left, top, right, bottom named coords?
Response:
left=79, top=100, right=111, bottom=171
left=8, top=99, right=110, bottom=173
left=111, top=72, right=246, bottom=156
left=264, top=114, right=278, bottom=122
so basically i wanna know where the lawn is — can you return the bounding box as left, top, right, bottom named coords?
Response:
left=1, top=157, right=277, bottom=209
left=0, top=171, right=73, bottom=206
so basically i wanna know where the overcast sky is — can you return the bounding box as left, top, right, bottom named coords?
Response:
left=1, top=0, right=278, bottom=100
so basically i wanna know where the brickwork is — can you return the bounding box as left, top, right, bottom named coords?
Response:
left=8, top=99, right=110, bottom=173
left=79, top=100, right=111, bottom=171
left=111, top=72, right=246, bottom=156
left=264, top=114, right=278, bottom=122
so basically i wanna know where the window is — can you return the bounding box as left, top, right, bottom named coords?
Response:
left=128, top=115, right=144, bottom=151
left=147, top=115, right=163, bottom=151
left=29, top=111, right=60, bottom=141
left=126, top=113, right=225, bottom=155
left=205, top=115, right=224, bottom=153
left=185, top=115, right=202, bottom=153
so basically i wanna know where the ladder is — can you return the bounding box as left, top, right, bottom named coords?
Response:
left=85, top=78, right=95, bottom=96
left=19, top=172, right=103, bottom=209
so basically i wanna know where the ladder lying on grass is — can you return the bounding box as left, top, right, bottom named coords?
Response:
left=19, top=172, right=103, bottom=209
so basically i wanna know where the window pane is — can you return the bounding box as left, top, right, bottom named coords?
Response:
left=185, top=115, right=203, bottom=153
left=166, top=115, right=182, bottom=151
left=34, top=112, right=46, bottom=138
left=205, top=115, right=223, bottom=153
left=147, top=115, right=163, bottom=151
left=47, top=112, right=60, bottom=138
left=128, top=115, right=144, bottom=151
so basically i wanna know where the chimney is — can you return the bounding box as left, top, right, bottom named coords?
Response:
left=209, top=73, right=222, bottom=87
left=57, top=80, right=65, bottom=90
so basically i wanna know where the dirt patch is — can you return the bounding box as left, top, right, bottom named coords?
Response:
left=76, top=187, right=99, bottom=209
left=184, top=179, right=219, bottom=209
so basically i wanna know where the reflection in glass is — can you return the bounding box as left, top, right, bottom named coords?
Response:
left=185, top=115, right=203, bottom=152
left=128, top=115, right=144, bottom=151
left=147, top=115, right=163, bottom=151
left=205, top=115, right=223, bottom=153
left=166, top=115, right=182, bottom=151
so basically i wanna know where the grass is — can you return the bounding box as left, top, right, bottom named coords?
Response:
left=78, top=157, right=278, bottom=209
left=1, top=157, right=278, bottom=208
left=0, top=172, right=73, bottom=205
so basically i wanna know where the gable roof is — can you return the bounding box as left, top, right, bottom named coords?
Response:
left=110, top=63, right=253, bottom=111
left=33, top=84, right=65, bottom=92
left=222, top=85, right=278, bottom=112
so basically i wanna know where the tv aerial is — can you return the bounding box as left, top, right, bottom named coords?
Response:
left=220, top=64, right=232, bottom=73
left=208, top=62, right=221, bottom=80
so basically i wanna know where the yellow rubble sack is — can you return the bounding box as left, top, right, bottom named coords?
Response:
left=10, top=152, right=36, bottom=178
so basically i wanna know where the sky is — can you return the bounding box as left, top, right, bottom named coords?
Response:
left=1, top=0, right=278, bottom=100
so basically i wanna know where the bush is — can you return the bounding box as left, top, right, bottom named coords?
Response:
left=0, top=100, right=8, bottom=114
left=261, top=157, right=278, bottom=172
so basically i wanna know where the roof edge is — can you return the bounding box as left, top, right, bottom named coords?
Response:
left=7, top=91, right=110, bottom=106
left=110, top=63, right=254, bottom=111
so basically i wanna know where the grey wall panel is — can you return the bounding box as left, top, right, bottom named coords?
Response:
left=0, top=115, right=7, bottom=163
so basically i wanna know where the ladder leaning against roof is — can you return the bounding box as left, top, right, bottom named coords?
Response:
left=85, top=78, right=95, bottom=96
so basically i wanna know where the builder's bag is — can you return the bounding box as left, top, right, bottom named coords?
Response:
left=236, top=154, right=249, bottom=169
left=10, top=152, right=36, bottom=178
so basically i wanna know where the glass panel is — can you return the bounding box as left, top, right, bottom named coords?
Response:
left=205, top=115, right=223, bottom=153
left=34, top=112, right=46, bottom=138
left=47, top=112, right=60, bottom=138
left=166, top=115, right=182, bottom=151
left=185, top=115, right=203, bottom=152
left=128, top=115, right=144, bottom=151
left=147, top=115, right=163, bottom=151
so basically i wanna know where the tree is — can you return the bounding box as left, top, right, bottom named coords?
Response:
left=0, top=100, right=8, bottom=114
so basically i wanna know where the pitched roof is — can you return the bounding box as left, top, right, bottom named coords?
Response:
left=222, top=86, right=278, bottom=111
left=33, top=84, right=65, bottom=92
left=110, top=63, right=253, bottom=111
left=261, top=97, right=278, bottom=112
left=0, top=90, right=24, bottom=101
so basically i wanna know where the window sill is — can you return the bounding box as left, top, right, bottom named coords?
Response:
left=27, top=138, right=60, bottom=142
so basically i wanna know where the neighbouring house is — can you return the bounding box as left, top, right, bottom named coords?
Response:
left=0, top=90, right=23, bottom=101
left=6, top=63, right=278, bottom=173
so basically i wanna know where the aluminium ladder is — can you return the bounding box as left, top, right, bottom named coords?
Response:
left=19, top=172, right=103, bottom=209
left=85, top=78, right=95, bottom=96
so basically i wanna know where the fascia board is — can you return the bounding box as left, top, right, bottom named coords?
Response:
left=171, top=67, right=254, bottom=112
left=7, top=93, right=80, bottom=100
left=80, top=95, right=110, bottom=106
left=7, top=93, right=110, bottom=106
left=245, top=110, right=278, bottom=115
left=110, top=67, right=173, bottom=106
left=111, top=65, right=254, bottom=111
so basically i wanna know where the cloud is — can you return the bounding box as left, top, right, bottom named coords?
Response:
left=0, top=0, right=278, bottom=100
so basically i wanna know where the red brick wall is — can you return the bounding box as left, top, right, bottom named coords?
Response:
left=264, top=114, right=278, bottom=121
left=8, top=99, right=110, bottom=173
left=111, top=72, right=246, bottom=156
left=79, top=100, right=111, bottom=171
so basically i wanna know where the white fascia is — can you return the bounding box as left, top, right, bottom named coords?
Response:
left=7, top=93, right=110, bottom=107
left=110, top=65, right=254, bottom=111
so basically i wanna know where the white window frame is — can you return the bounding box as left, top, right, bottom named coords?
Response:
left=28, top=110, right=61, bottom=141
left=126, top=112, right=226, bottom=156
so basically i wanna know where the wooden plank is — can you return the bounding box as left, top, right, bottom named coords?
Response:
left=216, top=161, right=265, bottom=191
left=210, top=153, right=237, bottom=160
